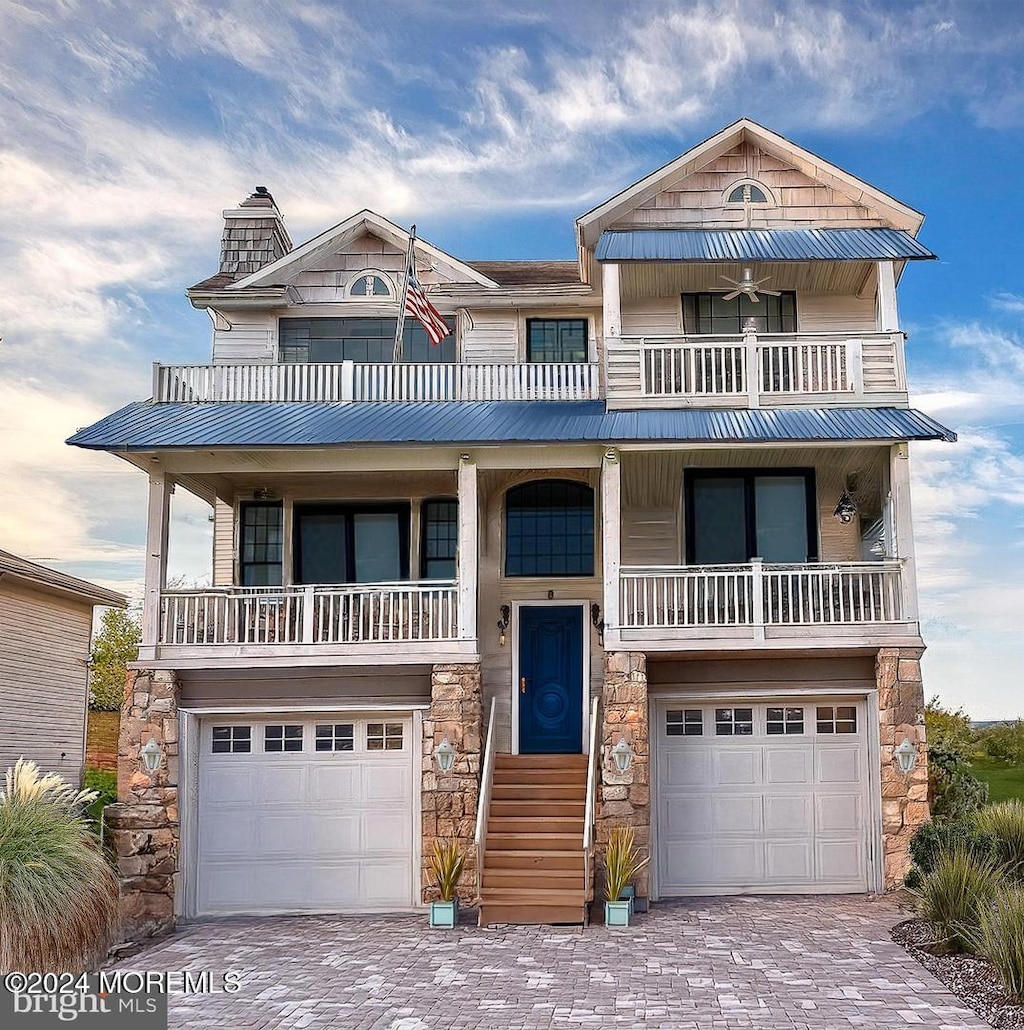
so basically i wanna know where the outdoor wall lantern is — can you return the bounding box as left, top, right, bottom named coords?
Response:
left=894, top=737, right=918, bottom=775
left=833, top=489, right=858, bottom=524
left=434, top=737, right=457, bottom=774
left=497, top=604, right=511, bottom=647
left=140, top=737, right=164, bottom=774
left=590, top=603, right=605, bottom=646
left=611, top=737, right=634, bottom=775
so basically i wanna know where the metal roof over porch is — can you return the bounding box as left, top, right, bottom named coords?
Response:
left=594, top=228, right=936, bottom=263
left=67, top=401, right=956, bottom=451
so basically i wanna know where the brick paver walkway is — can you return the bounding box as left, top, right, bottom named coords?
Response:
left=116, top=895, right=988, bottom=1028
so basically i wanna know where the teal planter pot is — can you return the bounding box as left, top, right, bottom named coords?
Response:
left=619, top=884, right=636, bottom=917
left=604, top=900, right=632, bottom=926
left=429, top=899, right=459, bottom=928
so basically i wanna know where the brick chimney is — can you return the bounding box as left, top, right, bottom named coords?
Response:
left=219, top=186, right=293, bottom=277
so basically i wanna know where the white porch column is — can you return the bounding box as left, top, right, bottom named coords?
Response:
left=140, top=470, right=171, bottom=659
left=457, top=455, right=478, bottom=641
left=876, top=261, right=900, bottom=332
left=601, top=448, right=621, bottom=649
left=889, top=442, right=919, bottom=624
left=602, top=262, right=621, bottom=339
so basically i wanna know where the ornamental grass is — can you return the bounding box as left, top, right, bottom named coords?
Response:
left=967, top=886, right=1024, bottom=1002
left=975, top=800, right=1024, bottom=879
left=0, top=759, right=119, bottom=973
left=914, top=846, right=1004, bottom=953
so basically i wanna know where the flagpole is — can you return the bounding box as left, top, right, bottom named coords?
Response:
left=393, top=224, right=417, bottom=364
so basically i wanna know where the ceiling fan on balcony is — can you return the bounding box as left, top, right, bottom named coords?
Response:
left=718, top=267, right=781, bottom=302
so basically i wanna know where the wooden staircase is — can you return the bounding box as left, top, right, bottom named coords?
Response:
left=477, top=753, right=591, bottom=925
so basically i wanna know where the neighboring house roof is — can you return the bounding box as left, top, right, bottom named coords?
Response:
left=0, top=549, right=126, bottom=607
left=67, top=401, right=956, bottom=450
left=595, top=228, right=937, bottom=263
left=464, top=261, right=583, bottom=287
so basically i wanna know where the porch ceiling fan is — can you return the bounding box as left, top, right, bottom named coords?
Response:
left=718, top=267, right=781, bottom=302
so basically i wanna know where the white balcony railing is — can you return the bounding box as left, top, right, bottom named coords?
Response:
left=153, top=361, right=601, bottom=404
left=619, top=560, right=906, bottom=631
left=631, top=331, right=905, bottom=403
left=158, top=582, right=458, bottom=646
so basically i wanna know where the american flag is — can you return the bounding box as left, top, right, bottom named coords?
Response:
left=404, top=265, right=450, bottom=346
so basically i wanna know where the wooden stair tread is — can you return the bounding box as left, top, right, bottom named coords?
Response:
left=481, top=888, right=588, bottom=901
left=479, top=903, right=586, bottom=925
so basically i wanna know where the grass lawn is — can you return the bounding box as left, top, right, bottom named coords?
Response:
left=971, top=758, right=1024, bottom=803
left=84, top=767, right=117, bottom=826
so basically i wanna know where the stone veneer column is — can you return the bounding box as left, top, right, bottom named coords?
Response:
left=877, top=646, right=929, bottom=889
left=597, top=652, right=651, bottom=899
left=103, top=668, right=180, bottom=940
left=421, top=663, right=482, bottom=904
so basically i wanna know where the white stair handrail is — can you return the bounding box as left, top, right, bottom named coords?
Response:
left=474, top=698, right=497, bottom=903
left=582, top=695, right=600, bottom=901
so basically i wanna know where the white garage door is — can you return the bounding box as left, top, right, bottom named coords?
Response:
left=197, top=714, right=415, bottom=914
left=655, top=700, right=871, bottom=895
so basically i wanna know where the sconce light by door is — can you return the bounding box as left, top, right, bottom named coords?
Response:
left=497, top=604, right=511, bottom=647
left=894, top=737, right=918, bottom=775
left=140, top=737, right=164, bottom=774
left=590, top=603, right=605, bottom=646
left=833, top=489, right=858, bottom=524
left=434, top=737, right=457, bottom=774
left=611, top=737, right=634, bottom=774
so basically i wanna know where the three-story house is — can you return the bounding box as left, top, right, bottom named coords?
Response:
left=72, top=119, right=954, bottom=936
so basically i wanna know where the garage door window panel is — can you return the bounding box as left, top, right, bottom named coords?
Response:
left=766, top=707, right=805, bottom=735
left=367, top=722, right=404, bottom=750
left=816, top=705, right=857, bottom=734
left=316, top=723, right=355, bottom=752
left=666, top=709, right=704, bottom=736
left=212, top=726, right=251, bottom=754
left=715, top=708, right=753, bottom=736
left=264, top=724, right=303, bottom=753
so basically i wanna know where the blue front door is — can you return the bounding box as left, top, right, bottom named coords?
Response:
left=518, top=606, right=584, bottom=754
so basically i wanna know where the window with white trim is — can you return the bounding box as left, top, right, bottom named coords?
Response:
left=367, top=722, right=404, bottom=750
left=211, top=726, right=251, bottom=754
left=264, top=724, right=303, bottom=752
left=315, top=723, right=355, bottom=752
left=767, top=707, right=805, bottom=735
left=666, top=709, right=704, bottom=736
left=715, top=708, right=754, bottom=736
left=816, top=705, right=857, bottom=734
left=347, top=270, right=394, bottom=298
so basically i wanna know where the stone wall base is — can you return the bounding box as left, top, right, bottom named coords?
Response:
left=421, top=662, right=482, bottom=904
left=110, top=668, right=180, bottom=940
left=877, top=646, right=929, bottom=889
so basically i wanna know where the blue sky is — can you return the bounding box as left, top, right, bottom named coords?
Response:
left=1, top=0, right=1022, bottom=717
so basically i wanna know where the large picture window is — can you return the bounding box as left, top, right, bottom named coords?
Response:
left=681, top=292, right=796, bottom=335
left=293, top=504, right=409, bottom=584
left=685, top=469, right=817, bottom=565
left=526, top=319, right=589, bottom=363
left=239, top=502, right=283, bottom=586
left=279, top=317, right=456, bottom=364
left=505, top=480, right=595, bottom=577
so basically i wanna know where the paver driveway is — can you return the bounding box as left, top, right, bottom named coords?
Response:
left=117, top=895, right=988, bottom=1029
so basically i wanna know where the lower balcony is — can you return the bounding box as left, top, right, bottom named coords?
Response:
left=150, top=582, right=477, bottom=667
left=615, top=560, right=916, bottom=650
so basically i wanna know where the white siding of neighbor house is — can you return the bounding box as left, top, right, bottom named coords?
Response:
left=0, top=581, right=94, bottom=784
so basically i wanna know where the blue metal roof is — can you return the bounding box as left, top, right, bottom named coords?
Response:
left=67, top=401, right=956, bottom=450
left=595, top=228, right=936, bottom=262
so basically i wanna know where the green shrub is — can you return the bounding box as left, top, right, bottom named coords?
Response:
left=976, top=801, right=1024, bottom=878
left=926, top=696, right=976, bottom=754
left=908, top=819, right=1000, bottom=884
left=0, top=760, right=119, bottom=972
left=914, top=847, right=1004, bottom=951
left=977, top=722, right=1024, bottom=766
left=929, top=740, right=989, bottom=822
left=967, top=886, right=1024, bottom=1001
left=83, top=769, right=117, bottom=828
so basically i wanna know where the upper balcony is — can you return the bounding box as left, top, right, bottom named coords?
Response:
left=610, top=329, right=907, bottom=409
left=153, top=361, right=601, bottom=404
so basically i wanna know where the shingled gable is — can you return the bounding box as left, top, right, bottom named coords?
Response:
left=575, top=118, right=926, bottom=262
left=226, top=209, right=500, bottom=291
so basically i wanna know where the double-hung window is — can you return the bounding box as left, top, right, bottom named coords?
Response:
left=239, top=502, right=283, bottom=586
left=293, top=504, right=409, bottom=584
left=526, top=318, right=589, bottom=363
left=685, top=469, right=817, bottom=564
left=421, top=499, right=458, bottom=579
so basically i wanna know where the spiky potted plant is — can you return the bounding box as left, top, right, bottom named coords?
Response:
left=603, top=826, right=649, bottom=927
left=428, top=838, right=465, bottom=928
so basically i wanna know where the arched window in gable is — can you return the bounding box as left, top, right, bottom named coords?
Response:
left=347, top=270, right=395, bottom=298
left=724, top=180, right=775, bottom=206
